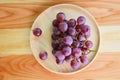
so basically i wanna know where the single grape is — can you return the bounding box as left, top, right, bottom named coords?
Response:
left=33, top=28, right=42, bottom=37
left=52, top=19, right=59, bottom=27
left=63, top=36, right=73, bottom=45
left=65, top=55, right=73, bottom=62
left=62, top=46, right=72, bottom=56
left=77, top=16, right=86, bottom=25
left=68, top=27, right=76, bottom=36
left=54, top=51, right=65, bottom=61
left=81, top=47, right=89, bottom=55
left=52, top=40, right=59, bottom=49
left=56, top=58, right=64, bottom=65
left=85, top=40, right=93, bottom=48
left=81, top=25, right=90, bottom=33
left=84, top=30, right=90, bottom=38
left=39, top=51, right=48, bottom=60
left=72, top=48, right=82, bottom=58
left=53, top=27, right=61, bottom=35
left=56, top=12, right=66, bottom=22
left=80, top=56, right=88, bottom=65
left=72, top=40, right=80, bottom=48
left=59, top=22, right=68, bottom=32
left=68, top=19, right=76, bottom=27
left=77, top=33, right=86, bottom=41
left=71, top=60, right=80, bottom=69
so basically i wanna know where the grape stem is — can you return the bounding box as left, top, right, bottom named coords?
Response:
left=82, top=50, right=96, bottom=56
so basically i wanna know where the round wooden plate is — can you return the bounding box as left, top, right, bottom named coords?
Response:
left=30, top=4, right=100, bottom=75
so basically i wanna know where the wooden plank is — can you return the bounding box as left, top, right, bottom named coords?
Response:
left=0, top=1, right=120, bottom=29
left=0, top=26, right=120, bottom=57
left=0, top=53, right=120, bottom=80
left=100, top=26, right=120, bottom=52
left=0, top=28, right=31, bottom=56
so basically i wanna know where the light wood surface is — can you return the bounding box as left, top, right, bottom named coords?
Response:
left=0, top=0, right=120, bottom=79
left=0, top=1, right=120, bottom=29
left=0, top=53, right=120, bottom=80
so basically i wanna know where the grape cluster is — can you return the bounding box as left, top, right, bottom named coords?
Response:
left=52, top=12, right=93, bottom=69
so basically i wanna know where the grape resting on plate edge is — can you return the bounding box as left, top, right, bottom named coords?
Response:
left=32, top=12, right=94, bottom=70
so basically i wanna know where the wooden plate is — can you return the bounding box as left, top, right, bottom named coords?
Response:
left=30, top=4, right=100, bottom=75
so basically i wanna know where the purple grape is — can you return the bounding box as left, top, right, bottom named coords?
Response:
left=85, top=40, right=93, bottom=48
left=56, top=58, right=64, bottom=65
left=81, top=25, right=90, bottom=33
left=54, top=51, right=65, bottom=61
left=33, top=28, right=42, bottom=37
left=71, top=60, right=80, bottom=69
left=63, top=36, right=73, bottom=45
left=80, top=56, right=88, bottom=65
left=52, top=40, right=59, bottom=49
left=53, top=27, right=61, bottom=35
left=39, top=51, right=48, bottom=60
left=62, top=46, right=72, bottom=56
left=81, top=47, right=89, bottom=55
left=72, top=48, right=82, bottom=58
left=72, top=40, right=80, bottom=48
left=56, top=12, right=66, bottom=22
left=65, top=55, right=73, bottom=62
left=59, top=22, right=68, bottom=32
left=52, top=19, right=59, bottom=27
left=77, top=16, right=86, bottom=25
left=84, top=30, right=90, bottom=38
left=68, top=27, right=76, bottom=36
left=68, top=19, right=76, bottom=27
left=77, top=33, right=86, bottom=41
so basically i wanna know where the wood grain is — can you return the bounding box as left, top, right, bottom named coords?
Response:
left=0, top=1, right=120, bottom=29
left=0, top=28, right=31, bottom=56
left=0, top=26, right=120, bottom=57
left=0, top=53, right=120, bottom=80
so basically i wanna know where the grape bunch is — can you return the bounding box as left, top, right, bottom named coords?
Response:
left=51, top=12, right=93, bottom=69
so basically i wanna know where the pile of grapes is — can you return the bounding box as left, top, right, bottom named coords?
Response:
left=51, top=12, right=93, bottom=69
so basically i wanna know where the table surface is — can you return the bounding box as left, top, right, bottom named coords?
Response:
left=0, top=0, right=120, bottom=80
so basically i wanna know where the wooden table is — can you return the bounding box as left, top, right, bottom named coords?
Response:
left=0, top=0, right=120, bottom=80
